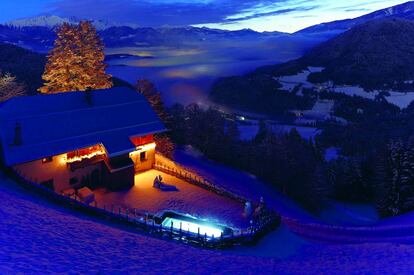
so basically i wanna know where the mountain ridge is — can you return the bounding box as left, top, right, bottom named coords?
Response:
left=5, top=15, right=140, bottom=31
left=297, top=1, right=414, bottom=34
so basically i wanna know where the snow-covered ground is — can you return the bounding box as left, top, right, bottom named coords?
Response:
left=319, top=201, right=379, bottom=226
left=3, top=169, right=414, bottom=273
left=276, top=68, right=414, bottom=109
left=331, top=86, right=414, bottom=109
left=276, top=67, right=324, bottom=93
left=95, top=170, right=248, bottom=228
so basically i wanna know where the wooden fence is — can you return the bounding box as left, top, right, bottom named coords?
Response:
left=154, top=153, right=247, bottom=204
left=7, top=167, right=279, bottom=248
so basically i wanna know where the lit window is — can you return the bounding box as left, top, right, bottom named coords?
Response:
left=42, top=156, right=53, bottom=163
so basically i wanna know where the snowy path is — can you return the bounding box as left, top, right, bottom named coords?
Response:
left=2, top=173, right=414, bottom=274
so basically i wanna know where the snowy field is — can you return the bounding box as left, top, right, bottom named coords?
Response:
left=95, top=170, right=248, bottom=228
left=276, top=67, right=324, bottom=93
left=3, top=171, right=414, bottom=273
left=276, top=68, right=414, bottom=109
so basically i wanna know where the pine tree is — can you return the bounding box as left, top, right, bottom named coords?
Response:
left=254, top=120, right=268, bottom=143
left=135, top=79, right=174, bottom=157
left=77, top=21, right=112, bottom=90
left=39, top=23, right=83, bottom=93
left=135, top=79, right=168, bottom=123
left=384, top=140, right=404, bottom=215
left=39, top=21, right=112, bottom=93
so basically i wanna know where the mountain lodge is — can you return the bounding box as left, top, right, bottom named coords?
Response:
left=0, top=87, right=166, bottom=192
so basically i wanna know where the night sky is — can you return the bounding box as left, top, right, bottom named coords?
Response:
left=0, top=0, right=409, bottom=32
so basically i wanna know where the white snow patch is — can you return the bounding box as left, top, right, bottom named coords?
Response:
left=385, top=91, right=414, bottom=109
left=332, top=86, right=377, bottom=100
left=325, top=147, right=340, bottom=161
left=276, top=67, right=324, bottom=93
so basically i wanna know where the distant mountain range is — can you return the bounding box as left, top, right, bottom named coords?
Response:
left=297, top=1, right=414, bottom=35
left=5, top=15, right=140, bottom=30
left=0, top=15, right=286, bottom=51
left=2, top=2, right=414, bottom=52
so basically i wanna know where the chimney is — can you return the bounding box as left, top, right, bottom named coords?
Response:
left=85, top=87, right=93, bottom=106
left=14, top=122, right=22, bottom=146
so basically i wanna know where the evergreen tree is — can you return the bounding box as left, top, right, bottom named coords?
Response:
left=135, top=79, right=175, bottom=157
left=39, top=21, right=112, bottom=93
left=135, top=79, right=168, bottom=123
left=380, top=140, right=406, bottom=216
left=77, top=21, right=112, bottom=90
left=254, top=119, right=268, bottom=143
left=39, top=23, right=83, bottom=93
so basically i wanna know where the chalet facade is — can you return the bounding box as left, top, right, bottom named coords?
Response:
left=0, top=87, right=166, bottom=193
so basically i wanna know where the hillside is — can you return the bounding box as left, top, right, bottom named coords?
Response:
left=0, top=43, right=45, bottom=94
left=274, top=18, right=414, bottom=90
left=297, top=1, right=414, bottom=35
left=210, top=18, right=414, bottom=114
left=3, top=168, right=414, bottom=273
left=0, top=43, right=133, bottom=94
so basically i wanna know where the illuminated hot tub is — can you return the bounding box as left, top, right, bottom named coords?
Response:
left=160, top=212, right=232, bottom=238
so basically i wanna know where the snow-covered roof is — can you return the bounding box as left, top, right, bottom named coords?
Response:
left=0, top=87, right=166, bottom=166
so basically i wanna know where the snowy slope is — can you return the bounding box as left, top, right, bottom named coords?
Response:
left=3, top=172, right=414, bottom=274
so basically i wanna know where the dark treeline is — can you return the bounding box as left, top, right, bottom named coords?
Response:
left=167, top=101, right=414, bottom=217
left=168, top=104, right=328, bottom=210
left=318, top=98, right=414, bottom=216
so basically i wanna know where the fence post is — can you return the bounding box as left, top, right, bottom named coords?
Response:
left=198, top=227, right=200, bottom=238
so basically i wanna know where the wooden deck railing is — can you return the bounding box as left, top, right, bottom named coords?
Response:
left=8, top=167, right=279, bottom=248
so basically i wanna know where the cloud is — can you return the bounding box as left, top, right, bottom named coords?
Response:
left=48, top=0, right=296, bottom=26
left=44, top=0, right=409, bottom=32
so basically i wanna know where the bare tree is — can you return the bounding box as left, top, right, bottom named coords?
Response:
left=0, top=72, right=26, bottom=102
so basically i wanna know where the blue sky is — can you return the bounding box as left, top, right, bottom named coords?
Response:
left=0, top=0, right=409, bottom=32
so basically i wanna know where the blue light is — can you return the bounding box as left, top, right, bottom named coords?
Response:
left=162, top=217, right=223, bottom=238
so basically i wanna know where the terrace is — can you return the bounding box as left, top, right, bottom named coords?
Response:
left=94, top=169, right=250, bottom=229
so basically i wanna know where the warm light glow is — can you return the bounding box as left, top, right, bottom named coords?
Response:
left=65, top=148, right=106, bottom=164
left=130, top=142, right=156, bottom=157
left=162, top=217, right=223, bottom=238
